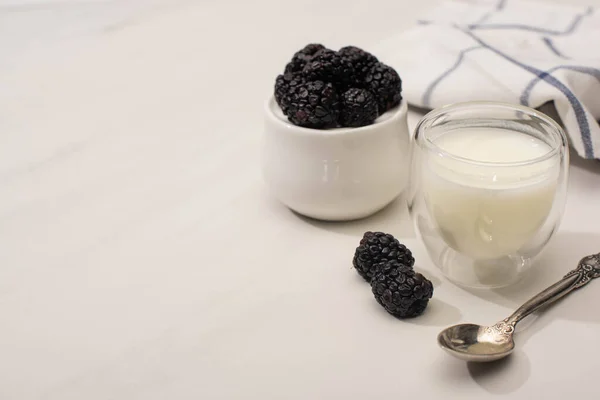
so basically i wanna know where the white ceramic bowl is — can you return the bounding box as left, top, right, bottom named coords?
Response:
left=261, top=96, right=410, bottom=221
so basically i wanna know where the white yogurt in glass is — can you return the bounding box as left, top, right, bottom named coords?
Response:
left=423, top=127, right=560, bottom=260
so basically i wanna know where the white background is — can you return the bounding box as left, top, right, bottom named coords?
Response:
left=1, top=0, right=600, bottom=399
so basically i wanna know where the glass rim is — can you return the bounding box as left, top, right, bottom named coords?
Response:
left=415, top=101, right=566, bottom=168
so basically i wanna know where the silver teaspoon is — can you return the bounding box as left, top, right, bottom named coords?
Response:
left=438, top=253, right=600, bottom=362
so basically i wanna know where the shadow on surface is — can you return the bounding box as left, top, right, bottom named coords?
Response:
left=408, top=104, right=432, bottom=115
left=434, top=349, right=531, bottom=395
left=406, top=298, right=462, bottom=327
left=291, top=195, right=415, bottom=239
left=569, top=148, right=600, bottom=174
left=467, top=350, right=531, bottom=395
left=367, top=297, right=461, bottom=327
left=463, top=231, right=600, bottom=346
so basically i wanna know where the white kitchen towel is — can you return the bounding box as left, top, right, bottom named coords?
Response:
left=375, top=0, right=600, bottom=159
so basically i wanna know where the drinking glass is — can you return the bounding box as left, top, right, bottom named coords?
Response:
left=408, top=102, right=569, bottom=288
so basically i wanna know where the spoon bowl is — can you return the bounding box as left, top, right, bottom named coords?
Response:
left=437, top=323, right=515, bottom=362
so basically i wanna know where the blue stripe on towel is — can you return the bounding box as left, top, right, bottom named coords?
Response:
left=422, top=46, right=481, bottom=108
left=542, top=37, right=569, bottom=59
left=469, top=6, right=593, bottom=36
left=521, top=65, right=600, bottom=105
left=460, top=28, right=595, bottom=158
left=470, top=0, right=508, bottom=26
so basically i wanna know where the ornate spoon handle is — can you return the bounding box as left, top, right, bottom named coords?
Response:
left=500, top=253, right=600, bottom=328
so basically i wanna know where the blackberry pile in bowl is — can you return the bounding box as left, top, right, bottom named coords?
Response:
left=274, top=44, right=403, bottom=129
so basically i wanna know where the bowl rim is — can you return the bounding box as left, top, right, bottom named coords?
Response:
left=264, top=95, right=407, bottom=137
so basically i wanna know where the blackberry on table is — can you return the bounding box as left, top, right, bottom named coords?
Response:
left=338, top=46, right=379, bottom=81
left=371, top=260, right=434, bottom=318
left=339, top=88, right=379, bottom=127
left=372, top=259, right=413, bottom=278
left=285, top=43, right=326, bottom=74
left=353, top=231, right=414, bottom=282
left=286, top=80, right=340, bottom=129
left=303, top=49, right=357, bottom=89
left=274, top=72, right=306, bottom=115
left=365, top=63, right=402, bottom=114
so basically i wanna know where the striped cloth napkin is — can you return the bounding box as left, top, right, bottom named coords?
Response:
left=376, top=0, right=600, bottom=159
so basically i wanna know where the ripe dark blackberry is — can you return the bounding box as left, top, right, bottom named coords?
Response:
left=285, top=43, right=326, bottom=74
left=303, top=49, right=357, bottom=89
left=274, top=72, right=305, bottom=115
left=365, top=63, right=402, bottom=114
left=338, top=46, right=379, bottom=81
left=339, top=88, right=379, bottom=127
left=286, top=80, right=340, bottom=129
left=353, top=231, right=414, bottom=282
left=372, top=259, right=413, bottom=278
left=371, top=260, right=434, bottom=318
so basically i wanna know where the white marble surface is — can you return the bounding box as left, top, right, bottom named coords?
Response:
left=1, top=0, right=600, bottom=399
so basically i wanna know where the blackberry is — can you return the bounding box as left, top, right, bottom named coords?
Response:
left=372, top=259, right=413, bottom=278
left=274, top=72, right=305, bottom=115
left=286, top=80, right=340, bottom=129
left=371, top=260, right=434, bottom=318
left=339, top=88, right=379, bottom=127
left=303, top=49, right=356, bottom=89
left=285, top=43, right=326, bottom=74
left=353, top=231, right=414, bottom=282
left=365, top=63, right=402, bottom=114
left=338, top=46, right=379, bottom=81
